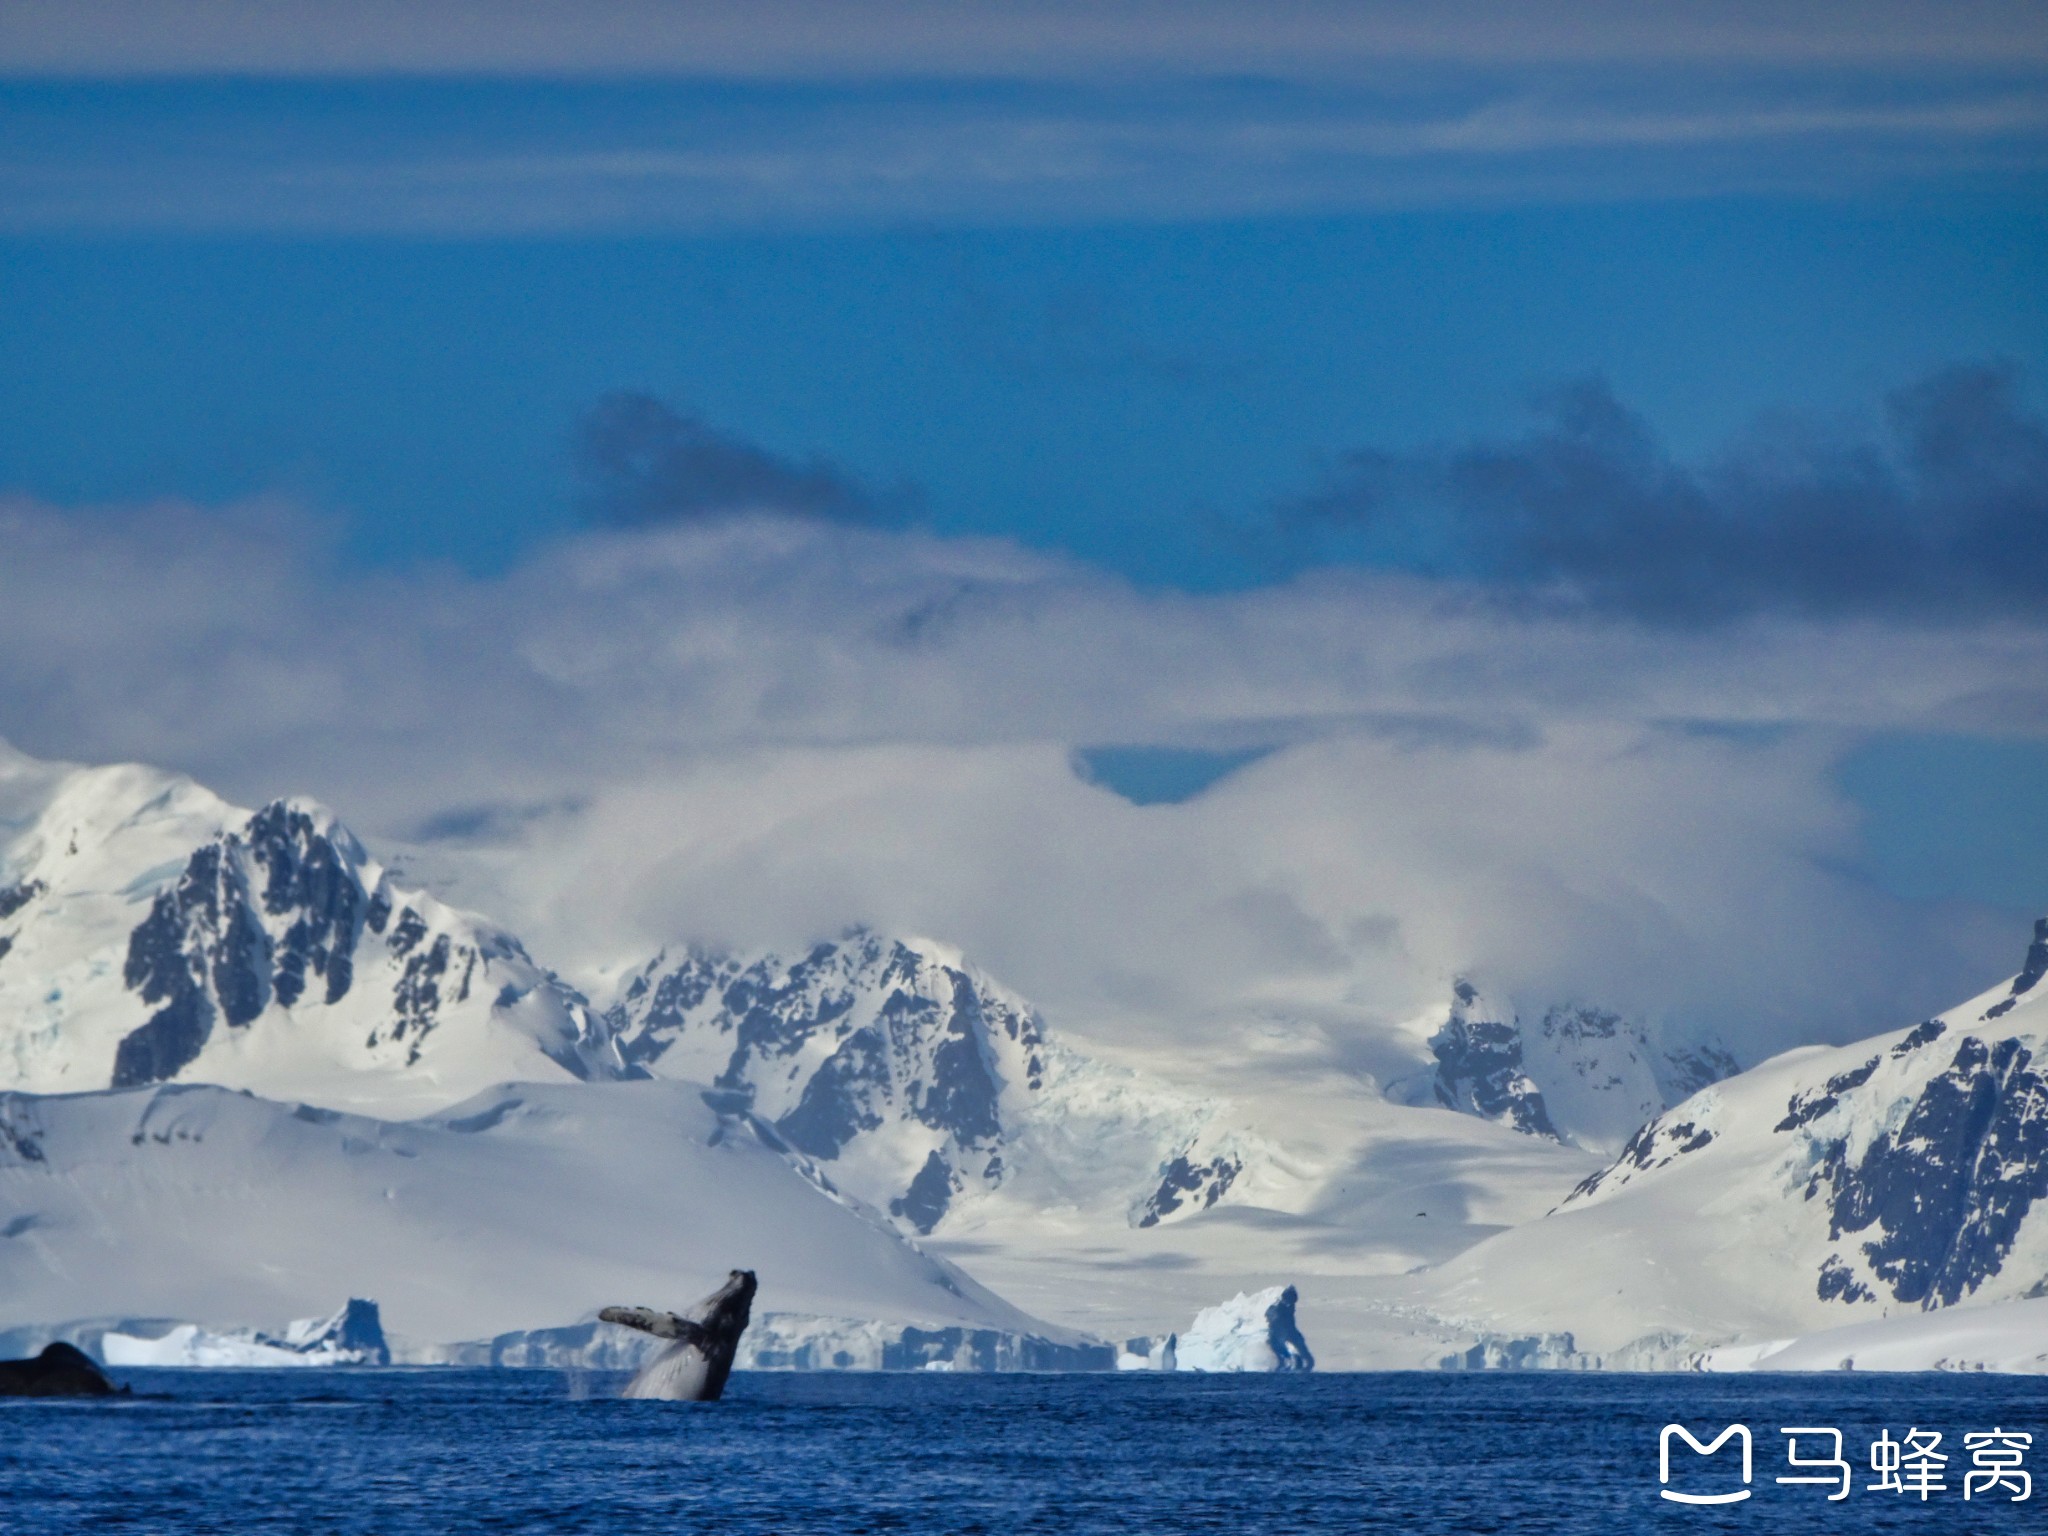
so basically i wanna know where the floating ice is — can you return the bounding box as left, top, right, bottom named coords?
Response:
left=1174, top=1285, right=1313, bottom=1373
left=100, top=1298, right=389, bottom=1367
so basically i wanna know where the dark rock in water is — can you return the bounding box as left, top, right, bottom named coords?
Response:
left=0, top=1342, right=122, bottom=1397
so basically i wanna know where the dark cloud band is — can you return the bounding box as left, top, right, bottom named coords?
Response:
left=574, top=391, right=903, bottom=528
left=1279, top=362, right=2048, bottom=623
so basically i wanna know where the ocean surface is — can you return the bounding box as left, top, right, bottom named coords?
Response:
left=5, top=1369, right=2047, bottom=1533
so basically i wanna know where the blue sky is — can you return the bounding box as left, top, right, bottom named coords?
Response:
left=0, top=0, right=2043, bottom=1027
left=5, top=198, right=2044, bottom=588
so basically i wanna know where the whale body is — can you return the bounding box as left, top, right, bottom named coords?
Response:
left=600, top=1269, right=756, bottom=1401
left=0, top=1342, right=122, bottom=1397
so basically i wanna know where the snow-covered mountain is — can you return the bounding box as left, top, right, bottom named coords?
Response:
left=1415, top=978, right=1739, bottom=1153
left=37, top=740, right=2023, bottom=1373
left=0, top=1076, right=1082, bottom=1353
left=1419, top=915, right=2048, bottom=1362
left=607, top=931, right=1259, bottom=1235
left=0, top=748, right=622, bottom=1112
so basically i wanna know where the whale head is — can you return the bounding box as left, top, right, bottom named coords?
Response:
left=702, top=1269, right=757, bottom=1340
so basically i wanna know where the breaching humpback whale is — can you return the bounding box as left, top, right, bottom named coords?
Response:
left=600, top=1269, right=756, bottom=1401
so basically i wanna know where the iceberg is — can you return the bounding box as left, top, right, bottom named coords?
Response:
left=101, top=1298, right=389, bottom=1367
left=1115, top=1334, right=1177, bottom=1371
left=1174, top=1285, right=1314, bottom=1372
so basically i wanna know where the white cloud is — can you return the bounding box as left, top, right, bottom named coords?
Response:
left=1, top=495, right=2037, bottom=1058
left=5, top=1, right=2042, bottom=78
left=6, top=71, right=2045, bottom=235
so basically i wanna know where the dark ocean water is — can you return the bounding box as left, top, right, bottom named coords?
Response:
left=4, top=1368, right=2047, bottom=1534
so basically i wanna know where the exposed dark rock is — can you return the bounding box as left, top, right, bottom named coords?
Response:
left=1892, top=1019, right=1948, bottom=1058
left=1137, top=1153, right=1243, bottom=1227
left=113, top=822, right=325, bottom=1086
left=915, top=976, right=1003, bottom=1144
left=611, top=951, right=736, bottom=1067
left=2012, top=918, right=2048, bottom=998
left=0, top=878, right=45, bottom=921
left=777, top=1027, right=889, bottom=1159
left=1813, top=1036, right=2048, bottom=1307
left=0, top=1100, right=46, bottom=1164
left=389, top=906, right=429, bottom=957
left=1775, top=1055, right=1881, bottom=1133
left=109, top=807, right=512, bottom=1085
left=387, top=934, right=452, bottom=1064
left=1983, top=918, right=2048, bottom=1020
left=114, top=844, right=250, bottom=1087
left=890, top=1149, right=956, bottom=1234
left=1429, top=1004, right=1562, bottom=1142
left=110, top=993, right=215, bottom=1089
left=1817, top=1254, right=1875, bottom=1304
left=248, top=803, right=362, bottom=1009
left=612, top=930, right=1052, bottom=1234
left=1659, top=1043, right=1742, bottom=1100
left=1567, top=1116, right=1714, bottom=1203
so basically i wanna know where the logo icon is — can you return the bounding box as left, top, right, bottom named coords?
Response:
left=1661, top=1424, right=1753, bottom=1505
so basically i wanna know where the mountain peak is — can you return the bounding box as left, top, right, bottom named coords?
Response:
left=607, top=928, right=1258, bottom=1237
left=0, top=754, right=624, bottom=1112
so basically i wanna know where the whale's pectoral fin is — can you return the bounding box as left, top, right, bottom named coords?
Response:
left=600, top=1306, right=711, bottom=1346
